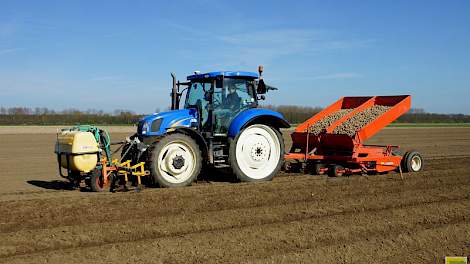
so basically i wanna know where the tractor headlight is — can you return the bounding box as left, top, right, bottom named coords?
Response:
left=141, top=122, right=149, bottom=134
left=150, top=118, right=163, bottom=132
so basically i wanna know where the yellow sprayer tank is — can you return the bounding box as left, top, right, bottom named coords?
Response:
left=55, top=131, right=99, bottom=173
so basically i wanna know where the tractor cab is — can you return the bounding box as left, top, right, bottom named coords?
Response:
left=184, top=71, right=259, bottom=134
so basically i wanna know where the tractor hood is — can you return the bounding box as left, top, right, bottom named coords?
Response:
left=138, top=109, right=198, bottom=136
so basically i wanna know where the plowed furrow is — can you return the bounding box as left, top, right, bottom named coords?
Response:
left=1, top=195, right=469, bottom=263
left=1, top=181, right=469, bottom=259
left=0, top=165, right=468, bottom=233
left=247, top=222, right=470, bottom=264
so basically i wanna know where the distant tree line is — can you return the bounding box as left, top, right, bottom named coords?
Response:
left=262, top=105, right=323, bottom=124
left=0, top=107, right=142, bottom=125
left=0, top=106, right=469, bottom=125
left=397, top=112, right=470, bottom=123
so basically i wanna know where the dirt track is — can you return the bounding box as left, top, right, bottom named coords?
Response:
left=0, top=127, right=469, bottom=263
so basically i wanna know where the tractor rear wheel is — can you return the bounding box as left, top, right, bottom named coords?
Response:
left=230, top=124, right=284, bottom=182
left=149, top=133, right=202, bottom=188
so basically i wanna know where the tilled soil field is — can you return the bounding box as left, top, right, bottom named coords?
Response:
left=0, top=127, right=469, bottom=263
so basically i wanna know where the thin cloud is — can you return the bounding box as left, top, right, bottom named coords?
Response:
left=219, top=29, right=319, bottom=46
left=270, top=72, right=363, bottom=82
left=320, top=39, right=376, bottom=50
left=215, top=29, right=375, bottom=66
left=311, top=73, right=363, bottom=80
left=0, top=48, right=24, bottom=55
left=90, top=75, right=123, bottom=81
left=167, top=23, right=374, bottom=62
left=0, top=20, right=19, bottom=38
left=218, top=29, right=321, bottom=57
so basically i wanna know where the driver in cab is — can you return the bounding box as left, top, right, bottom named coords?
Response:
left=224, top=83, right=241, bottom=110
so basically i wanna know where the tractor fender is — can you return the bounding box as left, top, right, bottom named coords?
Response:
left=228, top=109, right=290, bottom=138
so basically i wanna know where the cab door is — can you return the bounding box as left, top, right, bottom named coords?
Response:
left=213, top=78, right=256, bottom=134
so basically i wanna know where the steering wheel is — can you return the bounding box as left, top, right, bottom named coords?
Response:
left=213, top=96, right=223, bottom=109
left=228, top=98, right=241, bottom=112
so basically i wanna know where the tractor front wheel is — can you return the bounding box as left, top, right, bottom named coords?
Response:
left=149, top=134, right=202, bottom=188
left=230, top=124, right=284, bottom=182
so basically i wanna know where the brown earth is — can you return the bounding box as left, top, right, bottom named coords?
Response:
left=0, top=127, right=469, bottom=263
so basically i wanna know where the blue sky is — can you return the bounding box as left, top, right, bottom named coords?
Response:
left=0, top=0, right=469, bottom=114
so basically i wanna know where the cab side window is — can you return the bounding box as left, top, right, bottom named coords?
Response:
left=185, top=82, right=210, bottom=126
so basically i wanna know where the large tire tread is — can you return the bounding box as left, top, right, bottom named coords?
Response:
left=402, top=150, right=423, bottom=172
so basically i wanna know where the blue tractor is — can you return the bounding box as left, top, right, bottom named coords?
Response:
left=123, top=66, right=290, bottom=187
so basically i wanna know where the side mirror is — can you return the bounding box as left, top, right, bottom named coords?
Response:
left=257, top=79, right=267, bottom=94
left=256, top=64, right=267, bottom=94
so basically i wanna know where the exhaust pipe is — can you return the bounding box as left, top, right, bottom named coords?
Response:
left=171, top=72, right=178, bottom=110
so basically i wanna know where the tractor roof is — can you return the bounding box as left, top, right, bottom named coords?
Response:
left=187, top=71, right=258, bottom=81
